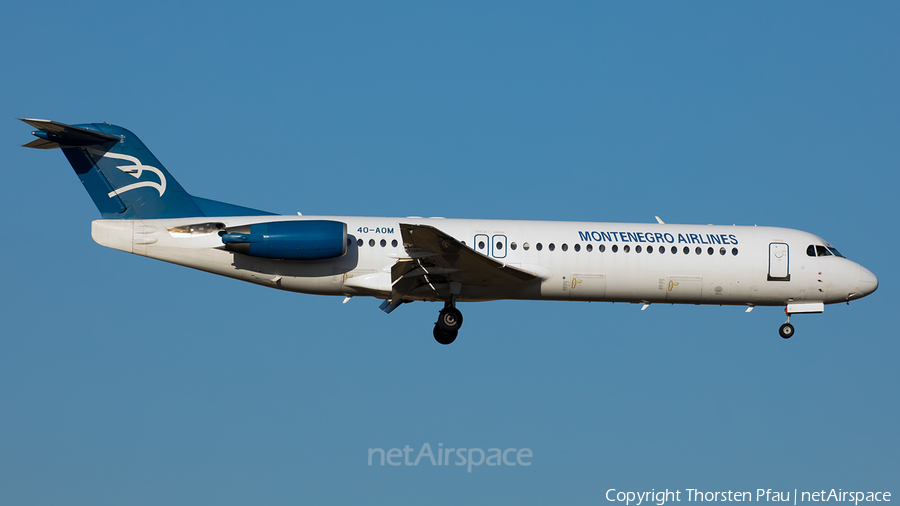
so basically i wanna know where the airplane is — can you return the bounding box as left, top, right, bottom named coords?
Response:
left=21, top=118, right=879, bottom=345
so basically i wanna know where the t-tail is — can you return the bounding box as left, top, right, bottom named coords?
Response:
left=20, top=118, right=272, bottom=219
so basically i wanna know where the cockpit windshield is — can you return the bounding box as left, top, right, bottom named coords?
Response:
left=806, top=244, right=844, bottom=258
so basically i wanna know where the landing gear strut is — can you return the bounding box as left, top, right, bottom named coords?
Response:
left=779, top=313, right=794, bottom=339
left=433, top=298, right=463, bottom=345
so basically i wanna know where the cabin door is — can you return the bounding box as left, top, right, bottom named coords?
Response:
left=768, top=242, right=790, bottom=281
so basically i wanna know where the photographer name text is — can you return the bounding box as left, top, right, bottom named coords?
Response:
left=607, top=489, right=891, bottom=506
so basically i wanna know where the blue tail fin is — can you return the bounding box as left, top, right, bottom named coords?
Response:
left=21, top=118, right=272, bottom=220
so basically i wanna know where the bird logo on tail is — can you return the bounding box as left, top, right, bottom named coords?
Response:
left=87, top=148, right=168, bottom=198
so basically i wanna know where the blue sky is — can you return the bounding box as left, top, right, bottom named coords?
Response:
left=1, top=2, right=897, bottom=504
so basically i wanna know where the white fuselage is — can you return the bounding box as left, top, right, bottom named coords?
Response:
left=91, top=215, right=877, bottom=308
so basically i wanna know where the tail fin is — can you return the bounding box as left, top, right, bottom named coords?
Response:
left=21, top=118, right=272, bottom=220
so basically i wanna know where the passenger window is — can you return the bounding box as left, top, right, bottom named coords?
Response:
left=647, top=245, right=654, bottom=253
left=624, top=245, right=630, bottom=253
left=671, top=246, right=677, bottom=254
left=635, top=245, right=642, bottom=253
left=511, top=242, right=517, bottom=250
left=586, top=244, right=593, bottom=252
left=695, top=247, right=701, bottom=255
left=660, top=245, right=665, bottom=254
left=523, top=242, right=530, bottom=251
left=380, top=239, right=386, bottom=247
left=732, top=247, right=739, bottom=256
left=719, top=247, right=726, bottom=255
left=392, top=239, right=398, bottom=247
left=357, top=238, right=363, bottom=247
left=612, top=244, right=618, bottom=253
left=536, top=243, right=543, bottom=251
left=599, top=244, right=606, bottom=252
left=496, top=242, right=503, bottom=250
left=479, top=240, right=485, bottom=249
left=574, top=244, right=581, bottom=252
left=369, top=239, right=375, bottom=247
left=683, top=246, right=690, bottom=255
left=708, top=247, right=713, bottom=255
left=561, top=243, right=568, bottom=251
left=549, top=243, right=555, bottom=251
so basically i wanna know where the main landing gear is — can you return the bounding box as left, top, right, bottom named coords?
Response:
left=433, top=299, right=463, bottom=345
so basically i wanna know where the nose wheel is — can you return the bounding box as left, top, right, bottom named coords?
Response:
left=778, top=311, right=794, bottom=339
left=778, top=323, right=794, bottom=339
left=433, top=303, right=463, bottom=345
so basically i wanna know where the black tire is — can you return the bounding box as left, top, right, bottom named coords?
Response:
left=779, top=323, right=794, bottom=339
left=437, top=307, right=463, bottom=332
left=433, top=325, right=458, bottom=345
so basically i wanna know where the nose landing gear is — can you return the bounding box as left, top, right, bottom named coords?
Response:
left=777, top=302, right=824, bottom=339
left=779, top=309, right=795, bottom=339
left=433, top=300, right=463, bottom=345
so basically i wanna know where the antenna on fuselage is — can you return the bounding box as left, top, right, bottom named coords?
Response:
left=655, top=216, right=665, bottom=224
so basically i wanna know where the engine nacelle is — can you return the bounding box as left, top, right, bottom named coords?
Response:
left=220, top=220, right=347, bottom=260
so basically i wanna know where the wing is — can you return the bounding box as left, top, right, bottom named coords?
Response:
left=389, top=223, right=537, bottom=306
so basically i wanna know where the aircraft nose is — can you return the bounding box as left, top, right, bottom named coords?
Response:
left=857, top=266, right=879, bottom=297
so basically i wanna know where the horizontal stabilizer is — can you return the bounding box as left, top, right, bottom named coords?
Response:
left=20, top=118, right=120, bottom=149
left=22, top=138, right=61, bottom=149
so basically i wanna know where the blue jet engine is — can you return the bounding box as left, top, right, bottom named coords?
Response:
left=220, top=220, right=347, bottom=260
